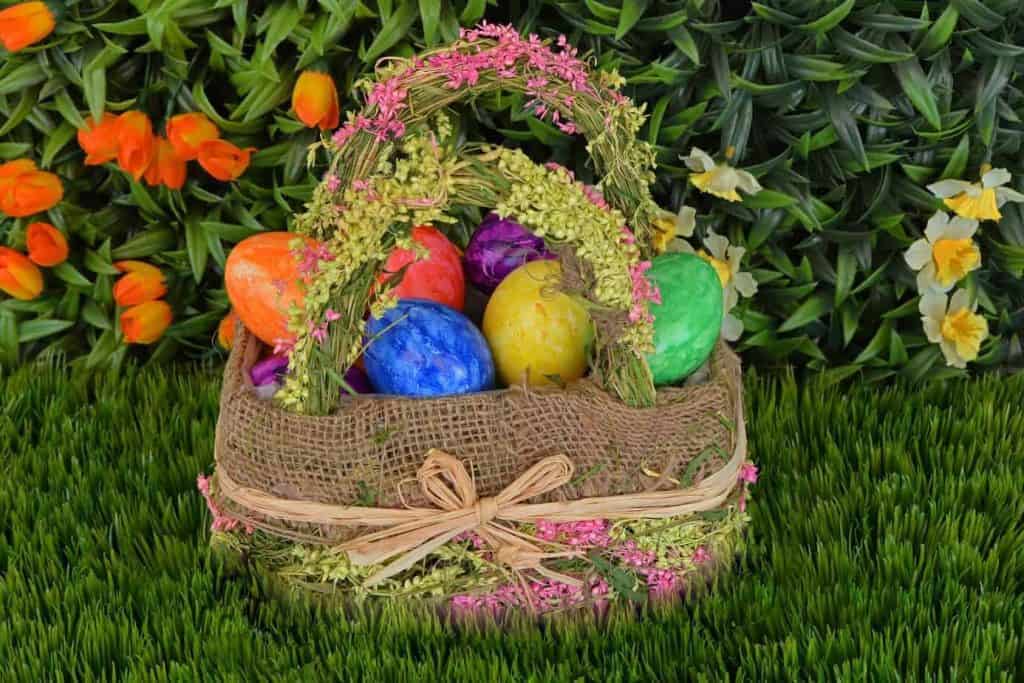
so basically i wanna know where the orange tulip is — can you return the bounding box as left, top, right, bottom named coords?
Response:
left=0, top=159, right=62, bottom=218
left=77, top=113, right=120, bottom=165
left=112, top=260, right=167, bottom=307
left=0, top=2, right=56, bottom=53
left=25, top=221, right=68, bottom=267
left=197, top=139, right=255, bottom=182
left=0, top=158, right=36, bottom=182
left=0, top=247, right=43, bottom=300
left=121, top=300, right=173, bottom=345
left=115, top=111, right=155, bottom=180
left=292, top=71, right=340, bottom=130
left=144, top=137, right=186, bottom=190
left=166, top=112, right=219, bottom=161
left=218, top=311, right=238, bottom=349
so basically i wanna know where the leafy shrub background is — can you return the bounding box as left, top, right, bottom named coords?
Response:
left=1, top=0, right=1023, bottom=381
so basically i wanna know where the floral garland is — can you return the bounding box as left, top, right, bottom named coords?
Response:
left=205, top=465, right=758, bottom=613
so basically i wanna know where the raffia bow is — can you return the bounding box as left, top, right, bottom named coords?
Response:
left=341, top=450, right=583, bottom=586
left=214, top=410, right=748, bottom=588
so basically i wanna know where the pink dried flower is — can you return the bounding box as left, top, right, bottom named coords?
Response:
left=196, top=475, right=253, bottom=534
left=296, top=243, right=334, bottom=277
left=324, top=308, right=341, bottom=322
left=325, top=174, right=341, bottom=192
left=615, top=540, right=656, bottom=568
left=534, top=519, right=611, bottom=547
left=454, top=530, right=486, bottom=549
left=628, top=260, right=662, bottom=324
left=646, top=568, right=678, bottom=598
left=308, top=321, right=328, bottom=344
left=272, top=337, right=295, bottom=356
left=739, top=463, right=759, bottom=484
left=581, top=184, right=609, bottom=210
left=692, top=546, right=712, bottom=564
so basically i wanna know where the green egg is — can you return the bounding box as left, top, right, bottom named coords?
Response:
left=644, top=252, right=724, bottom=385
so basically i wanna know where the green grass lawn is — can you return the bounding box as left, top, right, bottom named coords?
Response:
left=1, top=363, right=1022, bottom=681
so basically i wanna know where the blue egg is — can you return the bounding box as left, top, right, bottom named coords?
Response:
left=364, top=299, right=496, bottom=397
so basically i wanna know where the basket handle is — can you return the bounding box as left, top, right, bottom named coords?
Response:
left=329, top=27, right=661, bottom=251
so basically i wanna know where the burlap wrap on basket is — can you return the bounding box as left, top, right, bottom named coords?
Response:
left=213, top=327, right=746, bottom=552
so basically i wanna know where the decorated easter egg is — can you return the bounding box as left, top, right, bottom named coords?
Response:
left=464, top=213, right=554, bottom=293
left=644, top=252, right=724, bottom=385
left=379, top=225, right=465, bottom=310
left=482, top=260, right=592, bottom=387
left=364, top=299, right=494, bottom=397
left=250, top=354, right=288, bottom=387
left=225, top=232, right=317, bottom=346
left=340, top=363, right=373, bottom=395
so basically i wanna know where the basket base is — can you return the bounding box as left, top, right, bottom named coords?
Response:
left=206, top=501, right=751, bottom=616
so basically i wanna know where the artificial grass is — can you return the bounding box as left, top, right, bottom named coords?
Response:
left=1, top=363, right=1022, bottom=681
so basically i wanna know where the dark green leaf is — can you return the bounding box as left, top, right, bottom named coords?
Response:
left=17, top=320, right=74, bottom=343
left=616, top=0, right=648, bottom=40
left=890, top=48, right=941, bottom=130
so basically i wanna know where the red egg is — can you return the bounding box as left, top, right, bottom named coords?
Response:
left=225, top=232, right=318, bottom=346
left=378, top=225, right=465, bottom=310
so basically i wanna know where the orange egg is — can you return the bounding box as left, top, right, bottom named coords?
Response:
left=225, top=232, right=317, bottom=346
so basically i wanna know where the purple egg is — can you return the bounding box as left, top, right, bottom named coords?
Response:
left=251, top=354, right=289, bottom=386
left=464, top=213, right=554, bottom=293
left=341, top=364, right=373, bottom=395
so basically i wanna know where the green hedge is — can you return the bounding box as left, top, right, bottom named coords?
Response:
left=1, top=0, right=1023, bottom=380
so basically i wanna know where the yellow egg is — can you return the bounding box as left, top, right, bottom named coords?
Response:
left=482, top=260, right=593, bottom=387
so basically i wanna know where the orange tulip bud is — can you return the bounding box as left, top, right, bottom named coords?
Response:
left=77, top=113, right=120, bottom=165
left=0, top=1, right=56, bottom=53
left=0, top=247, right=43, bottom=300
left=0, top=158, right=36, bottom=182
left=121, top=300, right=173, bottom=345
left=197, top=139, right=255, bottom=182
left=166, top=112, right=219, bottom=161
left=115, top=111, right=155, bottom=180
left=25, top=221, right=68, bottom=267
left=0, top=159, right=62, bottom=218
left=292, top=71, right=340, bottom=130
left=112, top=260, right=167, bottom=307
left=144, top=137, right=186, bottom=190
left=218, top=310, right=239, bottom=349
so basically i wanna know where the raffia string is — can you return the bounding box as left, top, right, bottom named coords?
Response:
left=215, top=409, right=747, bottom=587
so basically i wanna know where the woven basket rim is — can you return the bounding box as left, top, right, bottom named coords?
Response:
left=225, top=326, right=740, bottom=421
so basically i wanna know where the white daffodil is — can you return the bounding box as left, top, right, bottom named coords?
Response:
left=919, top=289, right=989, bottom=369
left=651, top=204, right=696, bottom=253
left=682, top=147, right=762, bottom=202
left=681, top=231, right=758, bottom=341
left=926, top=166, right=1024, bottom=222
left=903, top=211, right=981, bottom=293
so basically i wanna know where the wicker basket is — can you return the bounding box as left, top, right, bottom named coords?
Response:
left=203, top=25, right=755, bottom=612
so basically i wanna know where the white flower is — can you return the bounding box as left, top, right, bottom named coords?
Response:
left=926, top=166, right=1024, bottom=222
left=651, top=204, right=696, bottom=253
left=903, top=211, right=981, bottom=293
left=919, top=289, right=989, bottom=369
left=681, top=231, right=758, bottom=341
left=682, top=147, right=762, bottom=202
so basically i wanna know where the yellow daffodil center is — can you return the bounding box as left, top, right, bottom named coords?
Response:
left=690, top=168, right=742, bottom=202
left=651, top=217, right=675, bottom=253
left=940, top=307, right=987, bottom=362
left=932, top=238, right=980, bottom=286
left=944, top=188, right=1001, bottom=221
left=698, top=250, right=732, bottom=287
